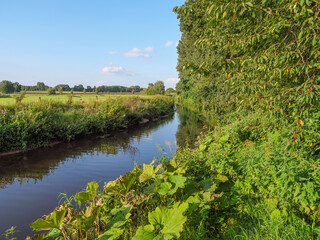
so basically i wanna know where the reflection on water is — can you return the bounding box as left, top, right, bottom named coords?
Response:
left=0, top=109, right=206, bottom=239
left=175, top=106, right=206, bottom=148
left=0, top=116, right=173, bottom=189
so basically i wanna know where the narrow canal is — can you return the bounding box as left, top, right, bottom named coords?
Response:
left=0, top=107, right=205, bottom=239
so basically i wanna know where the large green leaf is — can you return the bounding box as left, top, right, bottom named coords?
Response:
left=132, top=225, right=155, bottom=240
left=30, top=205, right=67, bottom=231
left=148, top=207, right=187, bottom=239
left=157, top=182, right=172, bottom=195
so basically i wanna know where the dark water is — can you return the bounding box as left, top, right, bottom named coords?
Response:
left=0, top=108, right=205, bottom=239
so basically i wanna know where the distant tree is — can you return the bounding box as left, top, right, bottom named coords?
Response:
left=165, top=88, right=175, bottom=95
left=86, top=86, right=93, bottom=92
left=36, top=82, right=47, bottom=91
left=13, top=82, right=21, bottom=92
left=73, top=84, right=84, bottom=92
left=145, top=85, right=157, bottom=95
left=47, top=88, right=56, bottom=95
left=154, top=81, right=165, bottom=95
left=0, top=80, right=15, bottom=94
left=55, top=84, right=71, bottom=91
left=58, top=87, right=63, bottom=94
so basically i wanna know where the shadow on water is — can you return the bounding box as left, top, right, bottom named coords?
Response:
left=175, top=106, right=206, bottom=148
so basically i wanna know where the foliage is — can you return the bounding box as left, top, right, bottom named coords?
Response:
left=165, top=88, right=175, bottom=96
left=153, top=81, right=165, bottom=95
left=47, top=88, right=56, bottom=95
left=27, top=152, right=228, bottom=240
left=174, top=0, right=320, bottom=117
left=0, top=80, right=15, bottom=94
left=145, top=81, right=166, bottom=95
left=13, top=91, right=26, bottom=104
left=0, top=96, right=174, bottom=153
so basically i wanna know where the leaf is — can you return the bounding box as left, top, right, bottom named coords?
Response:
left=139, top=163, right=161, bottom=183
left=157, top=182, right=172, bottom=195
left=219, top=134, right=229, bottom=144
left=148, top=207, right=187, bottom=238
left=47, top=228, right=61, bottom=239
left=109, top=207, right=132, bottom=228
left=216, top=174, right=228, bottom=183
left=30, top=219, right=58, bottom=231
left=30, top=205, right=67, bottom=231
left=168, top=175, right=187, bottom=189
left=97, top=227, right=124, bottom=240
left=132, top=225, right=155, bottom=240
left=161, top=208, right=187, bottom=238
left=75, top=192, right=91, bottom=205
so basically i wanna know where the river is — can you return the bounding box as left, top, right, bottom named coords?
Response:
left=0, top=107, right=205, bottom=239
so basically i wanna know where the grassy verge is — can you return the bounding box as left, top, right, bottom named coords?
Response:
left=0, top=95, right=174, bottom=153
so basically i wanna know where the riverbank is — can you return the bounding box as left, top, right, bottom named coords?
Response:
left=25, top=100, right=320, bottom=239
left=0, top=95, right=174, bottom=153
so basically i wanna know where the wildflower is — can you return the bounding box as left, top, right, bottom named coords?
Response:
left=203, top=125, right=206, bottom=130
left=300, top=120, right=304, bottom=126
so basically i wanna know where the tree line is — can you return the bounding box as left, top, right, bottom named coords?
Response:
left=0, top=80, right=143, bottom=94
left=0, top=80, right=175, bottom=95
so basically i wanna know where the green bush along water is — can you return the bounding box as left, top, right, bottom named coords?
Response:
left=0, top=96, right=174, bottom=153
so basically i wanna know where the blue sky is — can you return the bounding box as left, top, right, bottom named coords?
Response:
left=0, top=0, right=184, bottom=89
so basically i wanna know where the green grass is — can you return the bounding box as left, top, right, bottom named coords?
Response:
left=0, top=92, right=147, bottom=106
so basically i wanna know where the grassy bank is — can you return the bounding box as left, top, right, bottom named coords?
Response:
left=0, top=95, right=174, bottom=153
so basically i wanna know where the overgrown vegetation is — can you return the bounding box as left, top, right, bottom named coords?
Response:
left=0, top=96, right=174, bottom=153
left=11, top=0, right=320, bottom=239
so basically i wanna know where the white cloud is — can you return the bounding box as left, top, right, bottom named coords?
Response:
left=108, top=51, right=118, bottom=55
left=166, top=41, right=174, bottom=47
left=123, top=47, right=154, bottom=58
left=101, top=66, right=134, bottom=76
left=166, top=77, right=180, bottom=84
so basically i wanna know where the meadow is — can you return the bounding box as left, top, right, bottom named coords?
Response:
left=0, top=93, right=174, bottom=153
left=0, top=92, right=143, bottom=106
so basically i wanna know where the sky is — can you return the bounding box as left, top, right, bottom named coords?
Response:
left=0, top=0, right=185, bottom=89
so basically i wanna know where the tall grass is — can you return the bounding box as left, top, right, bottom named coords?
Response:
left=0, top=96, right=174, bottom=153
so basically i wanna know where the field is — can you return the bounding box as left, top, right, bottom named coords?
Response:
left=0, top=92, right=144, bottom=106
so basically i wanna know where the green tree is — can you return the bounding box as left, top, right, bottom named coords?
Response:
left=0, top=80, right=15, bottom=94
left=47, top=88, right=56, bottom=95
left=58, top=87, right=63, bottom=94
left=36, top=82, right=47, bottom=91
left=154, top=81, right=165, bottom=95
left=165, top=88, right=175, bottom=95
left=13, top=82, right=21, bottom=92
